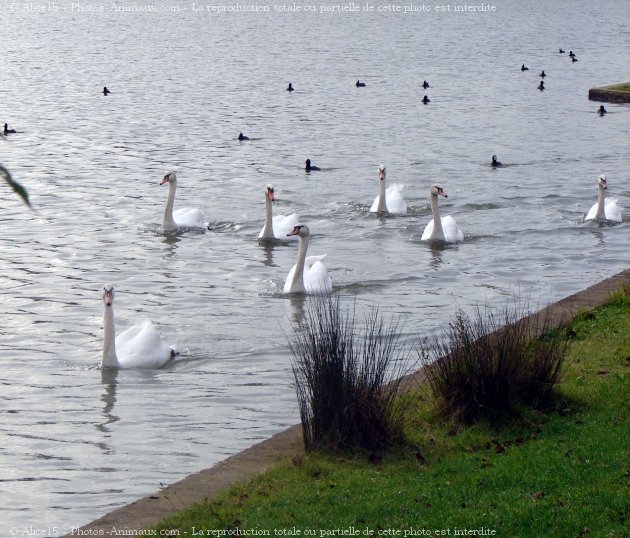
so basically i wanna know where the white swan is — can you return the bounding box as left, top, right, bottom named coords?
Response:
left=370, top=165, right=407, bottom=214
left=283, top=224, right=332, bottom=295
left=585, top=174, right=622, bottom=222
left=258, top=184, right=300, bottom=241
left=421, top=184, right=464, bottom=243
left=101, top=284, right=176, bottom=369
left=160, top=171, right=206, bottom=231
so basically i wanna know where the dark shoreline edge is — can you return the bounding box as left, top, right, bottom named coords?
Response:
left=588, top=83, right=630, bottom=103
left=67, top=268, right=630, bottom=536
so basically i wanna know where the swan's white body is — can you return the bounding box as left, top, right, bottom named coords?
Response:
left=370, top=165, right=407, bottom=215
left=101, top=284, right=174, bottom=369
left=585, top=175, right=622, bottom=222
left=258, top=184, right=300, bottom=240
left=283, top=225, right=332, bottom=295
left=421, top=184, right=464, bottom=243
left=161, top=171, right=206, bottom=231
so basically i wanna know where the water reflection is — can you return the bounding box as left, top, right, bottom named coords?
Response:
left=427, top=243, right=444, bottom=269
left=98, top=369, right=120, bottom=438
left=258, top=241, right=277, bottom=268
left=375, top=212, right=389, bottom=225
left=591, top=229, right=606, bottom=247
left=287, top=293, right=307, bottom=325
left=161, top=233, right=182, bottom=257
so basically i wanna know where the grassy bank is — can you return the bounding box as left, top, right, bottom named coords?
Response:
left=157, top=290, right=629, bottom=537
left=588, top=83, right=630, bottom=103
left=606, top=83, right=630, bottom=92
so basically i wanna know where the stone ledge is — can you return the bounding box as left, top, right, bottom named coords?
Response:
left=588, top=84, right=630, bottom=103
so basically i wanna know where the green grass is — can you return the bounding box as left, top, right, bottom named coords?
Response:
left=156, top=290, right=629, bottom=537
left=606, top=83, right=630, bottom=92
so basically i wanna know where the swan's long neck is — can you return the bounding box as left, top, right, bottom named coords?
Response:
left=163, top=181, right=178, bottom=231
left=430, top=192, right=445, bottom=241
left=261, top=194, right=274, bottom=239
left=377, top=178, right=388, bottom=212
left=102, top=304, right=119, bottom=368
left=595, top=184, right=606, bottom=220
left=289, top=234, right=310, bottom=293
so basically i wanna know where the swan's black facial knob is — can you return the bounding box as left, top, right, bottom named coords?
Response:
left=160, top=172, right=176, bottom=185
left=432, top=185, right=448, bottom=198
left=103, top=285, right=115, bottom=306
left=288, top=225, right=304, bottom=237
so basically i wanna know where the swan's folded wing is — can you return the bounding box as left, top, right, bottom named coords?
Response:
left=442, top=215, right=464, bottom=242
left=305, top=254, right=327, bottom=268
left=304, top=258, right=332, bottom=294
left=584, top=202, right=598, bottom=221
left=273, top=213, right=300, bottom=238
left=421, top=219, right=435, bottom=241
left=174, top=207, right=206, bottom=228
left=386, top=184, right=407, bottom=214
left=605, top=199, right=623, bottom=222
left=369, top=195, right=381, bottom=213
left=115, top=324, right=143, bottom=349
left=116, top=320, right=172, bottom=369
left=283, top=264, right=298, bottom=293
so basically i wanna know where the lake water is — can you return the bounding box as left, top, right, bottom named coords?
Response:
left=0, top=0, right=628, bottom=534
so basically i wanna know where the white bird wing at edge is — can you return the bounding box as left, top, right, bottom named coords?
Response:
left=115, top=320, right=172, bottom=368
left=304, top=256, right=332, bottom=294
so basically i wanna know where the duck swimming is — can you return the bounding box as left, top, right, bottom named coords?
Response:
left=598, top=105, right=607, bottom=116
left=238, top=132, right=249, bottom=141
left=305, top=159, right=320, bottom=172
left=287, top=82, right=294, bottom=91
left=422, top=80, right=430, bottom=89
left=3, top=123, right=16, bottom=135
left=540, top=70, right=546, bottom=78
left=538, top=80, right=545, bottom=91
left=422, top=95, right=430, bottom=104
left=356, top=80, right=366, bottom=87
left=521, top=64, right=529, bottom=71
left=491, top=155, right=503, bottom=167
left=102, top=86, right=110, bottom=95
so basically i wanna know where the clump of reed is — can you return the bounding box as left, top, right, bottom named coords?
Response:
left=424, top=300, right=569, bottom=422
left=289, top=296, right=414, bottom=452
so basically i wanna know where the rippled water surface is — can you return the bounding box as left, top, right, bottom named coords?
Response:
left=1, top=0, right=629, bottom=533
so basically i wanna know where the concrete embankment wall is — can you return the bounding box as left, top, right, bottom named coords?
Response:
left=588, top=85, right=630, bottom=103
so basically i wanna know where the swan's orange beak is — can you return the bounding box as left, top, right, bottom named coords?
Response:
left=379, top=168, right=385, bottom=180
left=438, top=189, right=448, bottom=198
left=268, top=189, right=275, bottom=201
left=160, top=175, right=170, bottom=185
left=287, top=227, right=299, bottom=237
